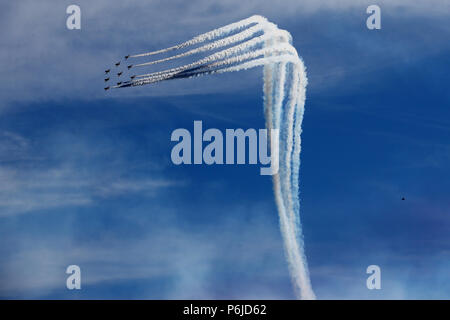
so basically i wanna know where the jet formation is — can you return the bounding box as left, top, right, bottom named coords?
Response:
left=104, top=55, right=135, bottom=90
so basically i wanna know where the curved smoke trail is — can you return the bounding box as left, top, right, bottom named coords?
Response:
left=107, top=15, right=315, bottom=300
left=129, top=15, right=270, bottom=58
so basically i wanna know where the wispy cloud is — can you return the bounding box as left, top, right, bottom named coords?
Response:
left=0, top=165, right=183, bottom=217
left=0, top=129, right=183, bottom=217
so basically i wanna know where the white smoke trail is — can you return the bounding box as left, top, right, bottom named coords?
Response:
left=110, top=16, right=315, bottom=300
left=149, top=55, right=298, bottom=86
left=129, top=15, right=269, bottom=58
left=133, top=28, right=290, bottom=71
left=132, top=23, right=280, bottom=67
left=133, top=30, right=292, bottom=76
left=132, top=47, right=298, bottom=86
left=291, top=61, right=308, bottom=232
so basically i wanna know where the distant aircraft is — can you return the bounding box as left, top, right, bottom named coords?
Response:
left=130, top=75, right=136, bottom=79
left=401, top=197, right=405, bottom=200
left=115, top=62, right=120, bottom=67
left=105, top=69, right=110, bottom=74
left=104, top=77, right=110, bottom=82
left=117, top=72, right=123, bottom=77
left=125, top=55, right=130, bottom=60
left=104, top=86, right=110, bottom=90
left=127, top=65, right=133, bottom=69
left=117, top=82, right=122, bottom=86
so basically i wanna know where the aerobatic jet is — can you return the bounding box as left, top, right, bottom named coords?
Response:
left=117, top=72, right=123, bottom=77
left=117, top=82, right=122, bottom=86
left=125, top=55, right=130, bottom=60
left=127, top=65, right=133, bottom=69
left=130, top=75, right=136, bottom=79
left=104, top=86, right=110, bottom=90
left=115, top=62, right=120, bottom=67
left=104, top=77, right=110, bottom=82
left=105, top=69, right=110, bottom=74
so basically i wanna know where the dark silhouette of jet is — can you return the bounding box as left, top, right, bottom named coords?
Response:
left=115, top=62, right=120, bottom=67
left=130, top=75, right=136, bottom=79
left=117, top=82, right=122, bottom=86
left=117, top=72, right=123, bottom=77
left=104, top=77, right=110, bottom=82
left=104, top=86, right=110, bottom=90
left=105, top=69, right=110, bottom=74
left=127, top=65, right=133, bottom=69
left=401, top=197, right=405, bottom=201
left=125, top=55, right=130, bottom=60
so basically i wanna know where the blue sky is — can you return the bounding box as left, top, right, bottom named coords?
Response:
left=0, top=0, right=449, bottom=299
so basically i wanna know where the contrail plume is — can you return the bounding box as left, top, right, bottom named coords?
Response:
left=129, top=15, right=269, bottom=58
left=132, top=31, right=293, bottom=74
left=107, top=16, right=315, bottom=300
left=131, top=47, right=298, bottom=86
left=132, top=27, right=289, bottom=68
